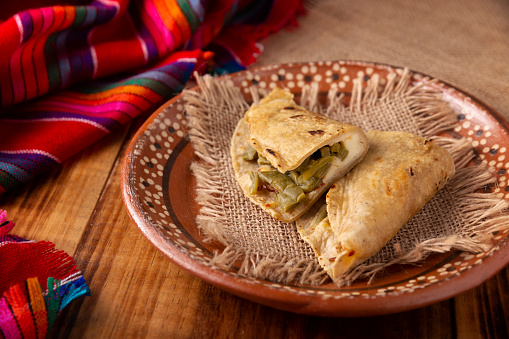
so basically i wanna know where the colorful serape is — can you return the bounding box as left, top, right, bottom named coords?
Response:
left=0, top=0, right=304, bottom=193
left=0, top=209, right=90, bottom=338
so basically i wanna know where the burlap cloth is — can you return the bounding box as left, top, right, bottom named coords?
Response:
left=184, top=0, right=509, bottom=286
left=257, top=0, right=509, bottom=123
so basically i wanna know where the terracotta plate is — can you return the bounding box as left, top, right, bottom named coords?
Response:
left=121, top=61, right=509, bottom=317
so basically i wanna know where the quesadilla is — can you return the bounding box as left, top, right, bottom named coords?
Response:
left=296, top=130, right=456, bottom=282
left=231, top=87, right=369, bottom=222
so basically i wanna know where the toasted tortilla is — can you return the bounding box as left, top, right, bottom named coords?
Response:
left=244, top=88, right=368, bottom=173
left=296, top=130, right=456, bottom=282
left=231, top=88, right=369, bottom=223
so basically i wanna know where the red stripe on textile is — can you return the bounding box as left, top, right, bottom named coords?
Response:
left=19, top=17, right=40, bottom=102
left=89, top=9, right=146, bottom=78
left=0, top=241, right=80, bottom=296
left=4, top=284, right=37, bottom=339
left=213, top=0, right=305, bottom=66
left=0, top=16, right=22, bottom=53
left=10, top=42, right=26, bottom=103
left=0, top=17, right=22, bottom=105
left=21, top=9, right=48, bottom=101
left=32, top=8, right=56, bottom=98
left=0, top=120, right=107, bottom=162
left=24, top=12, right=41, bottom=100
left=183, top=0, right=233, bottom=50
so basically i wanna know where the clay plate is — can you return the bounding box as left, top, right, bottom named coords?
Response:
left=121, top=61, right=509, bottom=317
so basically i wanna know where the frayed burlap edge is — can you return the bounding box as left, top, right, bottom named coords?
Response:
left=185, top=69, right=509, bottom=287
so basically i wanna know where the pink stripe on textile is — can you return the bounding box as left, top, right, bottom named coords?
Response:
left=25, top=91, right=155, bottom=110
left=1, top=118, right=110, bottom=133
left=27, top=9, right=44, bottom=38
left=0, top=297, right=22, bottom=339
left=31, top=101, right=144, bottom=120
left=32, top=8, right=56, bottom=97
left=10, top=45, right=26, bottom=103
left=23, top=10, right=43, bottom=100
left=144, top=0, right=176, bottom=52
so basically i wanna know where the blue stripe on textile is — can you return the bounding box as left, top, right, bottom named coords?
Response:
left=139, top=25, right=159, bottom=61
left=0, top=235, right=30, bottom=243
left=188, top=0, right=206, bottom=22
left=18, top=11, right=34, bottom=43
left=81, top=6, right=98, bottom=27
left=0, top=152, right=59, bottom=168
left=58, top=277, right=90, bottom=312
left=67, top=29, right=95, bottom=82
left=144, top=69, right=185, bottom=91
left=56, top=30, right=72, bottom=88
left=0, top=162, right=30, bottom=182
left=0, top=156, right=43, bottom=174
left=76, top=59, right=197, bottom=94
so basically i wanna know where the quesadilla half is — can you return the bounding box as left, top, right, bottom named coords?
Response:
left=296, top=130, right=456, bottom=282
left=231, top=87, right=369, bottom=222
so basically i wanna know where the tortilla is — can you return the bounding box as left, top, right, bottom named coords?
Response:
left=296, top=130, right=456, bottom=282
left=231, top=88, right=369, bottom=223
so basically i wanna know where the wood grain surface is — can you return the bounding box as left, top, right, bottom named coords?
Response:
left=1, top=113, right=507, bottom=338
left=1, top=0, right=508, bottom=337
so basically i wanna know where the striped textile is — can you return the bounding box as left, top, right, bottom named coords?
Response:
left=0, top=209, right=90, bottom=338
left=0, top=0, right=304, bottom=193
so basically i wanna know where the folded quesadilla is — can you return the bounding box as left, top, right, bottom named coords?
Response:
left=231, top=87, right=369, bottom=223
left=296, top=130, right=456, bottom=282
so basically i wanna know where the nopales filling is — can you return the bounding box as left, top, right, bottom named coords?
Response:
left=242, top=142, right=349, bottom=212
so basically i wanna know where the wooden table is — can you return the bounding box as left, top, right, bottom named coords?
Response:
left=2, top=0, right=509, bottom=337
left=1, top=105, right=508, bottom=338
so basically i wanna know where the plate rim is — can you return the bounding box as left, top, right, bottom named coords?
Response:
left=121, top=60, right=509, bottom=317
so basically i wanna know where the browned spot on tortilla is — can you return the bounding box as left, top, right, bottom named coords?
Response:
left=409, top=167, right=414, bottom=176
left=329, top=257, right=336, bottom=262
left=266, top=148, right=275, bottom=155
left=290, top=114, right=304, bottom=118
left=348, top=250, right=355, bottom=257
left=308, top=130, right=324, bottom=136
left=284, top=106, right=296, bottom=110
left=331, top=184, right=336, bottom=189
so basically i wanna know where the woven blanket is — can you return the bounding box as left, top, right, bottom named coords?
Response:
left=0, top=0, right=304, bottom=194
left=0, top=209, right=90, bottom=338
left=0, top=1, right=304, bottom=337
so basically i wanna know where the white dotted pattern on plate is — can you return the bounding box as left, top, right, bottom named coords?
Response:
left=131, top=61, right=509, bottom=300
